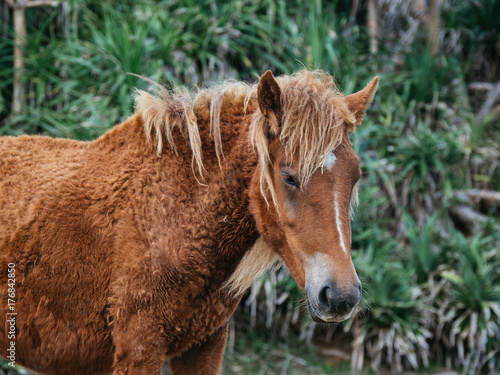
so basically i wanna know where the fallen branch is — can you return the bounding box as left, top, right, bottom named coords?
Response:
left=468, top=82, right=495, bottom=92
left=449, top=205, right=488, bottom=234
left=316, top=347, right=351, bottom=361
left=6, top=0, right=58, bottom=7
left=461, top=189, right=500, bottom=205
left=476, top=82, right=500, bottom=124
left=26, top=0, right=58, bottom=7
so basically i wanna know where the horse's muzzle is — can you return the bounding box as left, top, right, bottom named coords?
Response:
left=306, top=280, right=361, bottom=323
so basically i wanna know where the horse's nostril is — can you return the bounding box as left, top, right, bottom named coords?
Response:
left=356, top=282, right=362, bottom=296
left=336, top=299, right=354, bottom=316
left=318, top=281, right=338, bottom=311
left=318, top=284, right=335, bottom=310
left=316, top=281, right=361, bottom=316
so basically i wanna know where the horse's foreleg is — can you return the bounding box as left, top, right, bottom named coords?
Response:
left=111, top=339, right=165, bottom=375
left=112, top=351, right=164, bottom=375
left=111, top=316, right=165, bottom=375
left=170, top=323, right=229, bottom=375
left=112, top=359, right=163, bottom=375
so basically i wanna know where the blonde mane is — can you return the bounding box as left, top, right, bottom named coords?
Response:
left=134, top=80, right=256, bottom=178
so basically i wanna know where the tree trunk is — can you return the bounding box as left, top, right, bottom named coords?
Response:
left=429, top=0, right=440, bottom=54
left=8, top=0, right=58, bottom=114
left=12, top=2, right=26, bottom=113
left=367, top=0, right=379, bottom=54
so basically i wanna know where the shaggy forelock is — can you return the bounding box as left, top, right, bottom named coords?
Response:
left=250, top=70, right=356, bottom=208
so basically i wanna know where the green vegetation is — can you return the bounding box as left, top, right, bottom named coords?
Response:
left=1, top=0, right=499, bottom=374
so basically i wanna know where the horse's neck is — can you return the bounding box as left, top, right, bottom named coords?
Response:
left=135, top=108, right=260, bottom=276
left=97, top=111, right=262, bottom=290
left=199, top=112, right=260, bottom=259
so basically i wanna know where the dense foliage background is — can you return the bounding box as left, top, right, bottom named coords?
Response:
left=1, top=0, right=499, bottom=374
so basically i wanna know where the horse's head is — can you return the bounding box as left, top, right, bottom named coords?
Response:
left=249, top=71, right=378, bottom=323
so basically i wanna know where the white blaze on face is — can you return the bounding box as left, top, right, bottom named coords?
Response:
left=334, top=192, right=348, bottom=254
left=325, top=151, right=348, bottom=254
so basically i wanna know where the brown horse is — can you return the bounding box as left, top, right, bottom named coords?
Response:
left=0, top=70, right=378, bottom=374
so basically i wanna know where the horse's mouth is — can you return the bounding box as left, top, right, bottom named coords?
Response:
left=306, top=298, right=355, bottom=323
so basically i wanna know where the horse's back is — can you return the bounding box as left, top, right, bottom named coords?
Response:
left=0, top=135, right=84, bottom=231
left=0, top=135, right=93, bottom=257
left=0, top=135, right=114, bottom=374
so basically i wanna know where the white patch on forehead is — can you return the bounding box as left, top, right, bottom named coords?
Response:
left=324, top=152, right=337, bottom=171
left=334, top=193, right=348, bottom=254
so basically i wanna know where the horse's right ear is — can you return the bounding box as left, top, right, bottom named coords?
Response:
left=257, top=71, right=282, bottom=139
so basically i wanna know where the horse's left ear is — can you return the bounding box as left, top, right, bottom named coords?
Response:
left=345, top=76, right=379, bottom=125
left=257, top=71, right=282, bottom=138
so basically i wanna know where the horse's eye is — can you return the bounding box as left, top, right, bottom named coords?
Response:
left=281, top=172, right=298, bottom=187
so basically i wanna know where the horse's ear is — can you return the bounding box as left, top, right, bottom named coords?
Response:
left=345, top=76, right=379, bottom=125
left=257, top=71, right=282, bottom=138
